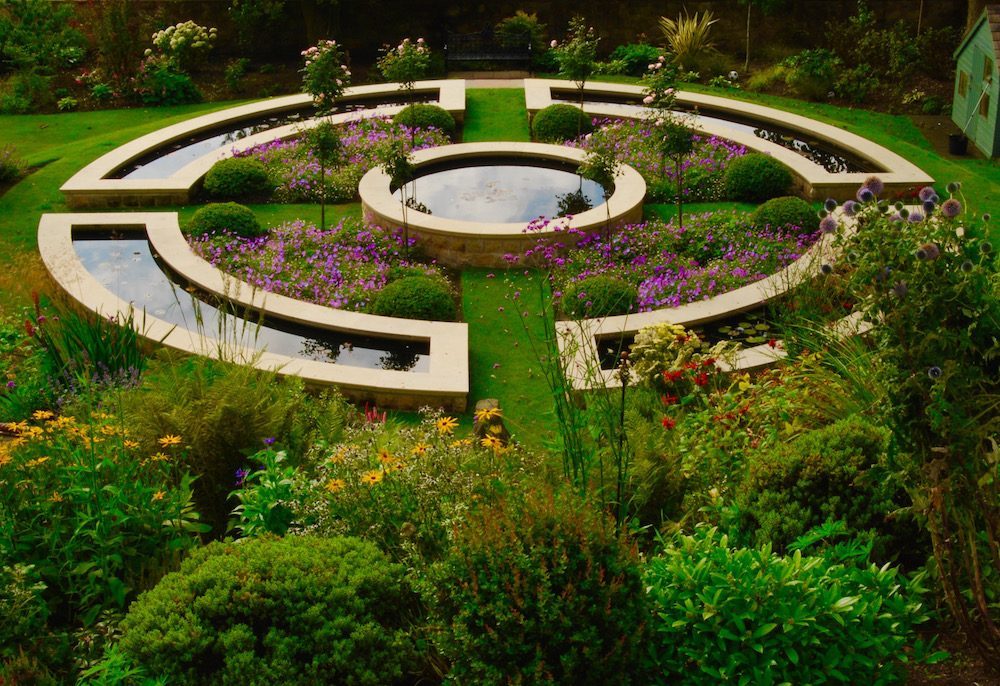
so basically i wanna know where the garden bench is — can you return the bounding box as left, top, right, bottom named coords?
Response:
left=444, top=30, right=531, bottom=70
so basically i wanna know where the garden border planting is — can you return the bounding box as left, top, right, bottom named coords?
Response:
left=359, top=141, right=646, bottom=267
left=60, top=80, right=466, bottom=208
left=523, top=79, right=933, bottom=199
left=37, top=212, right=470, bottom=411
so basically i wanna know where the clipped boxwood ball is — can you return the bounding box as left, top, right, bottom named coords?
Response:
left=393, top=103, right=456, bottom=138
left=372, top=275, right=456, bottom=321
left=723, top=153, right=792, bottom=203
left=532, top=104, right=593, bottom=143
left=561, top=275, right=637, bottom=318
left=203, top=157, right=272, bottom=200
left=752, top=196, right=818, bottom=233
left=119, top=536, right=419, bottom=686
left=186, top=202, right=264, bottom=238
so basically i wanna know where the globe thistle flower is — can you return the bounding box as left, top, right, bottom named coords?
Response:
left=894, top=201, right=904, bottom=211
left=842, top=200, right=858, bottom=216
left=918, top=186, right=936, bottom=202
left=981, top=241, right=993, bottom=254
left=916, top=243, right=940, bottom=260
left=941, top=198, right=961, bottom=218
left=892, top=281, right=907, bottom=298
left=862, top=175, right=884, bottom=195
left=898, top=208, right=910, bottom=220
left=946, top=181, right=961, bottom=194
left=857, top=187, right=875, bottom=203
left=889, top=212, right=903, bottom=223
left=960, top=259, right=974, bottom=273
left=820, top=263, right=834, bottom=274
left=907, top=211, right=925, bottom=223
left=927, top=366, right=943, bottom=379
left=922, top=199, right=936, bottom=214
left=819, top=215, right=839, bottom=233
left=983, top=213, right=991, bottom=222
left=824, top=198, right=838, bottom=212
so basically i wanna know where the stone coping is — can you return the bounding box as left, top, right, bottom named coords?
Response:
left=524, top=79, right=933, bottom=199
left=37, top=212, right=469, bottom=411
left=61, top=80, right=466, bottom=207
left=358, top=142, right=646, bottom=266
left=555, top=208, right=864, bottom=390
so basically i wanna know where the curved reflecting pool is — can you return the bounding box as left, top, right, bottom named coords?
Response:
left=392, top=161, right=607, bottom=223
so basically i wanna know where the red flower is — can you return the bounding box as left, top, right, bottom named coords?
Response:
left=662, top=369, right=684, bottom=383
left=661, top=394, right=679, bottom=406
left=661, top=416, right=676, bottom=429
left=693, top=372, right=709, bottom=387
left=684, top=361, right=699, bottom=370
left=702, top=358, right=716, bottom=368
left=767, top=339, right=778, bottom=348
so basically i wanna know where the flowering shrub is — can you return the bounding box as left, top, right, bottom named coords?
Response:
left=296, top=411, right=539, bottom=562
left=190, top=218, right=445, bottom=312
left=145, top=20, right=217, bottom=72
left=521, top=211, right=819, bottom=312
left=0, top=410, right=203, bottom=626
left=567, top=118, right=746, bottom=202
left=130, top=55, right=201, bottom=105
left=235, top=117, right=448, bottom=203
left=300, top=38, right=351, bottom=114
left=376, top=37, right=430, bottom=90
left=551, top=16, right=599, bottom=104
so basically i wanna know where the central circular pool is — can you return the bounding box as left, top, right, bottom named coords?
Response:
left=392, top=160, right=607, bottom=223
left=360, top=142, right=646, bottom=268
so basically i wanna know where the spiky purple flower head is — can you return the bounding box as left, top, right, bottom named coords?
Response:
left=941, top=198, right=961, bottom=218
left=819, top=216, right=839, bottom=234
left=907, top=211, right=925, bottom=223
left=862, top=175, right=884, bottom=196
left=923, top=199, right=936, bottom=214
left=842, top=200, right=858, bottom=216
left=857, top=187, right=875, bottom=203
left=824, top=198, right=838, bottom=212
left=918, top=186, right=936, bottom=202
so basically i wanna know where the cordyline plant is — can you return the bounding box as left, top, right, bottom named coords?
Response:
left=827, top=178, right=1000, bottom=661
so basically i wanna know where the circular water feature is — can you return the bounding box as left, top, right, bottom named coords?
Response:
left=392, top=160, right=606, bottom=223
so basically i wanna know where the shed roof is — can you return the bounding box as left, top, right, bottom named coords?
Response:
left=954, top=4, right=1000, bottom=59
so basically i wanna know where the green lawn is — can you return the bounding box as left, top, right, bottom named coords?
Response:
left=462, top=89, right=531, bottom=142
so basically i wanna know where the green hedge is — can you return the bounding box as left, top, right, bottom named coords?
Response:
left=186, top=202, right=264, bottom=238
left=752, top=196, right=817, bottom=233
left=722, top=153, right=792, bottom=203
left=561, top=275, right=637, bottom=318
left=203, top=157, right=272, bottom=200
left=372, top=275, right=456, bottom=321
left=532, top=104, right=593, bottom=143
left=393, top=104, right=456, bottom=139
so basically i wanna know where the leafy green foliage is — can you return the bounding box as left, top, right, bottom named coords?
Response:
left=0, top=143, right=25, bottom=184
left=531, top=103, right=592, bottom=143
left=736, top=415, right=915, bottom=556
left=0, top=0, right=84, bottom=75
left=644, top=526, right=936, bottom=685
left=658, top=10, right=718, bottom=72
left=372, top=275, right=456, bottom=321
left=609, top=43, right=661, bottom=77
left=202, top=157, right=272, bottom=200
left=392, top=104, right=455, bottom=139
left=560, top=275, right=637, bottom=318
left=551, top=16, right=599, bottom=97
left=120, top=536, right=420, bottom=686
left=752, top=195, right=817, bottom=232
left=425, top=488, right=648, bottom=686
left=495, top=11, right=547, bottom=52
left=0, top=564, right=48, bottom=659
left=300, top=39, right=350, bottom=113
left=0, top=70, right=53, bottom=113
left=782, top=48, right=840, bottom=100
left=186, top=202, right=263, bottom=238
left=722, top=152, right=792, bottom=202
left=229, top=446, right=299, bottom=537
left=377, top=37, right=430, bottom=91
left=132, top=58, right=201, bottom=106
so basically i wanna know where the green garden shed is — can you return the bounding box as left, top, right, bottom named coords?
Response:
left=952, top=5, right=1000, bottom=157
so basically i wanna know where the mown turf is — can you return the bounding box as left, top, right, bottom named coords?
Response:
left=462, top=89, right=531, bottom=142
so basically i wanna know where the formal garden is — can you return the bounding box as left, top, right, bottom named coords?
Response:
left=1, top=1, right=999, bottom=684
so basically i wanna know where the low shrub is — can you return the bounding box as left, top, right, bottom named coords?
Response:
left=372, top=275, right=456, bottom=321
left=0, top=564, right=49, bottom=659
left=609, top=43, right=661, bottom=77
left=736, top=415, right=905, bottom=553
left=425, top=488, right=648, bottom=686
left=782, top=48, right=840, bottom=100
left=752, top=195, right=817, bottom=233
left=644, top=525, right=936, bottom=685
left=202, top=157, right=272, bottom=200
left=186, top=202, right=263, bottom=238
left=745, top=64, right=788, bottom=92
left=133, top=57, right=201, bottom=106
left=560, top=274, right=637, bottom=318
left=0, top=144, right=26, bottom=184
left=722, top=152, right=791, bottom=202
left=392, top=103, right=455, bottom=139
left=120, top=536, right=419, bottom=686
left=532, top=104, right=592, bottom=143
left=0, top=70, right=53, bottom=114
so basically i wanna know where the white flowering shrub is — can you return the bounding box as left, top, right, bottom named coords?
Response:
left=145, top=20, right=217, bottom=72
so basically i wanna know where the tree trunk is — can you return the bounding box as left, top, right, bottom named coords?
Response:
left=745, top=2, right=752, bottom=72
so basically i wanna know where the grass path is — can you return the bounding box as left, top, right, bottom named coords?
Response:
left=458, top=89, right=559, bottom=444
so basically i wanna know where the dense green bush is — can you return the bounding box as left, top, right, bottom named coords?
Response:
left=0, top=70, right=53, bottom=113
left=561, top=275, right=637, bottom=318
left=609, top=43, right=661, bottom=77
left=752, top=196, right=817, bottom=233
left=425, top=488, right=648, bottom=685
left=392, top=103, right=456, bottom=138
left=187, top=202, right=263, bottom=238
left=0, top=564, right=48, bottom=659
left=120, top=536, right=419, bottom=686
left=134, top=58, right=201, bottom=106
left=372, top=275, right=456, bottom=321
left=782, top=48, right=840, bottom=100
left=0, top=144, right=26, bottom=184
left=736, top=415, right=904, bottom=552
left=645, top=526, right=934, bottom=685
left=203, top=157, right=272, bottom=200
left=722, top=152, right=791, bottom=202
left=532, top=103, right=592, bottom=143
left=495, top=10, right=546, bottom=52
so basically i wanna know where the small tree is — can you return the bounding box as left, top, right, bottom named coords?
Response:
left=578, top=144, right=620, bottom=242
left=551, top=16, right=599, bottom=126
left=737, top=0, right=787, bottom=71
left=300, top=38, right=351, bottom=115
left=656, top=119, right=696, bottom=230
left=376, top=139, right=415, bottom=257
left=305, top=120, right=343, bottom=229
left=376, top=37, right=430, bottom=95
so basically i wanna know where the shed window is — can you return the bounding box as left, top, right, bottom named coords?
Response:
left=959, top=70, right=969, bottom=97
left=980, top=91, right=991, bottom=117
left=985, top=56, right=995, bottom=82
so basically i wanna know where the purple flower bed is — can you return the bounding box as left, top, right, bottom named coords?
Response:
left=521, top=211, right=820, bottom=311
left=566, top=118, right=747, bottom=203
left=235, top=117, right=450, bottom=203
left=189, top=219, right=444, bottom=311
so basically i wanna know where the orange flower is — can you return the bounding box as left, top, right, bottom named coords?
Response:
left=411, top=443, right=430, bottom=457
left=157, top=434, right=182, bottom=448
left=480, top=435, right=505, bottom=452
left=324, top=478, right=346, bottom=493
left=377, top=448, right=396, bottom=465
left=361, top=470, right=384, bottom=486
left=24, top=456, right=50, bottom=468
left=150, top=452, right=169, bottom=462
left=473, top=406, right=502, bottom=423
left=328, top=448, right=347, bottom=464
left=31, top=410, right=54, bottom=421
left=151, top=490, right=166, bottom=502
left=435, top=416, right=458, bottom=435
